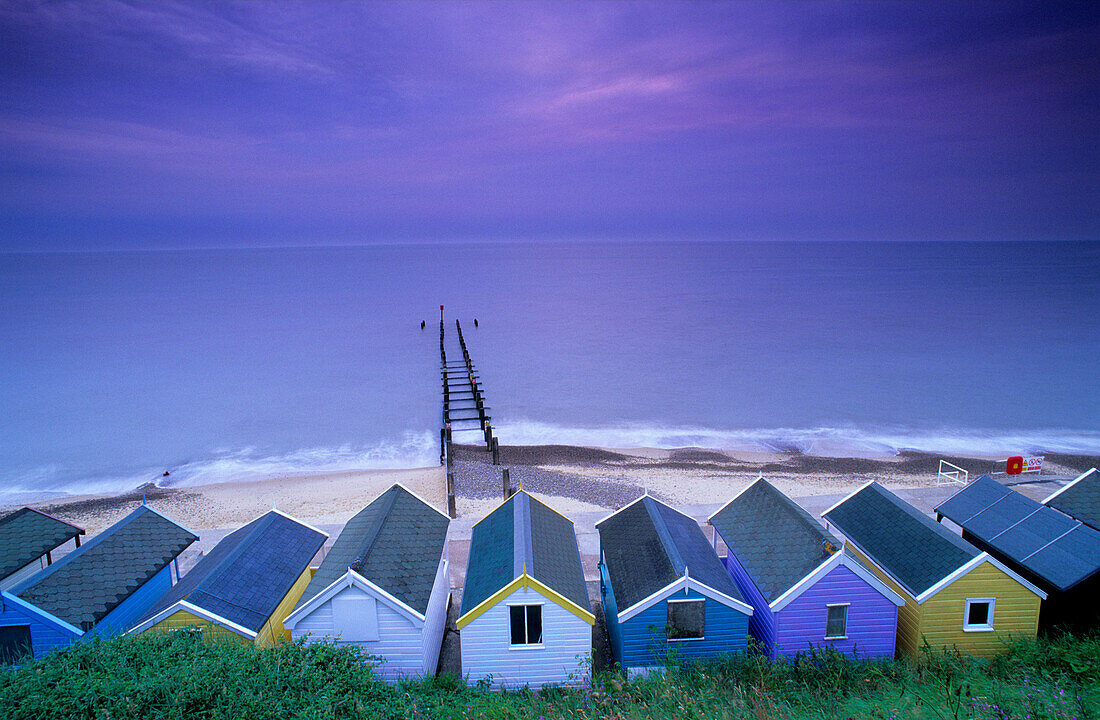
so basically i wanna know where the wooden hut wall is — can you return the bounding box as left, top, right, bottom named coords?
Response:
left=773, top=563, right=898, bottom=659
left=460, top=585, right=590, bottom=690
left=722, top=553, right=777, bottom=657
left=618, top=588, right=749, bottom=668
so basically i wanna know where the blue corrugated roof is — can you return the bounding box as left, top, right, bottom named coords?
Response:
left=936, top=476, right=1100, bottom=592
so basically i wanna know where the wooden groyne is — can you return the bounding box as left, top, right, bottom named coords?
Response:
left=439, top=307, right=497, bottom=517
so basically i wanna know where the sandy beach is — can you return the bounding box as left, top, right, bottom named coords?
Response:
left=10, top=445, right=1096, bottom=537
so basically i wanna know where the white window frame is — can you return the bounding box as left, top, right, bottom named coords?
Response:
left=824, top=603, right=850, bottom=640
left=963, top=598, right=995, bottom=632
left=666, top=598, right=706, bottom=642
left=506, top=602, right=545, bottom=650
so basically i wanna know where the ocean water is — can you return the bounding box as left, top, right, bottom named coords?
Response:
left=1, top=240, right=1097, bottom=499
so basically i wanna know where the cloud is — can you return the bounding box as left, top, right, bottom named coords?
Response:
left=0, top=1, right=1096, bottom=247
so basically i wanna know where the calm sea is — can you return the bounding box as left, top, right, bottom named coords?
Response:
left=1, top=240, right=1097, bottom=499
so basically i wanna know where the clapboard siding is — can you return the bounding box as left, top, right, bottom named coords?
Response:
left=845, top=543, right=920, bottom=659
left=89, top=564, right=174, bottom=639
left=292, top=583, right=427, bottom=681
left=599, top=563, right=624, bottom=664
left=774, top=564, right=897, bottom=659
left=723, top=554, right=775, bottom=657
left=619, top=587, right=748, bottom=667
left=420, top=556, right=450, bottom=676
left=918, top=563, right=1041, bottom=657
left=145, top=609, right=251, bottom=643
left=460, top=585, right=590, bottom=689
left=0, top=596, right=79, bottom=660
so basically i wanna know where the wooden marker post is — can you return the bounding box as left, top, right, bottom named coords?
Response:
left=492, top=436, right=500, bottom=465
left=502, top=468, right=510, bottom=499
left=447, top=471, right=456, bottom=518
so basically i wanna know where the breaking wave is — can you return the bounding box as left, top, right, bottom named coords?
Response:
left=494, top=420, right=1100, bottom=458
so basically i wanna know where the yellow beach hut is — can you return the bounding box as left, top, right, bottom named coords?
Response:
left=822, top=482, right=1045, bottom=658
left=128, top=509, right=327, bottom=646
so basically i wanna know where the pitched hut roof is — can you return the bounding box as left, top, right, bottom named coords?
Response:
left=137, top=509, right=326, bottom=633
left=13, top=505, right=195, bottom=630
left=709, top=479, right=841, bottom=603
left=296, top=484, right=448, bottom=616
left=598, top=494, right=744, bottom=612
left=1044, top=468, right=1100, bottom=531
left=0, top=508, right=84, bottom=581
left=460, top=490, right=588, bottom=617
left=823, top=482, right=978, bottom=597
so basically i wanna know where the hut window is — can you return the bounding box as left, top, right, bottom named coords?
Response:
left=964, top=598, right=994, bottom=631
left=667, top=599, right=705, bottom=640
left=0, top=625, right=32, bottom=665
left=509, top=605, right=542, bottom=645
left=825, top=604, right=849, bottom=639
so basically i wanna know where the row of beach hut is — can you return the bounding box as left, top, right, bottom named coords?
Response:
left=0, top=468, right=1096, bottom=688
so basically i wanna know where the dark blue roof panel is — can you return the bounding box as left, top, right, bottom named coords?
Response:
left=966, top=492, right=1035, bottom=538
left=935, top=476, right=1100, bottom=592
left=936, top=476, right=1010, bottom=524
left=140, top=510, right=326, bottom=632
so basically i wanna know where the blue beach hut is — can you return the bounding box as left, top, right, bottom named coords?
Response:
left=0, top=504, right=196, bottom=662
left=597, top=494, right=753, bottom=675
left=709, top=479, right=904, bottom=660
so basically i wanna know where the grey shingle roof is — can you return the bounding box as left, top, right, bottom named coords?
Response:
left=823, top=482, right=977, bottom=597
left=936, top=476, right=1100, bottom=592
left=1046, top=469, right=1100, bottom=531
left=710, top=479, right=841, bottom=603
left=597, top=495, right=745, bottom=611
left=460, top=491, right=588, bottom=615
left=139, top=510, right=326, bottom=632
left=296, top=485, right=449, bottom=615
left=0, top=508, right=84, bottom=582
left=13, top=505, right=196, bottom=630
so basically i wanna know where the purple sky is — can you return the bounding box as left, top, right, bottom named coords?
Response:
left=1, top=1, right=1096, bottom=249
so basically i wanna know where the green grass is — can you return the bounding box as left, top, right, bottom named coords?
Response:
left=0, top=632, right=1096, bottom=719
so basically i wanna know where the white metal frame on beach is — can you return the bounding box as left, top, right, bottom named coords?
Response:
left=936, top=459, right=969, bottom=486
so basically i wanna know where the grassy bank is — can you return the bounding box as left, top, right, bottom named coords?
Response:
left=0, top=632, right=1095, bottom=719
